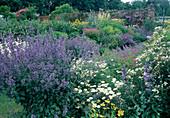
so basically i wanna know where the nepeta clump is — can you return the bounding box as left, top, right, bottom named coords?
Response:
left=120, top=33, right=137, bottom=47
left=0, top=28, right=99, bottom=117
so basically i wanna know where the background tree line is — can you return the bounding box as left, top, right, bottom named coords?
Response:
left=0, top=0, right=169, bottom=16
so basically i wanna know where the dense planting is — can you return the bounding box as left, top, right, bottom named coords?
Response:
left=0, top=9, right=170, bottom=118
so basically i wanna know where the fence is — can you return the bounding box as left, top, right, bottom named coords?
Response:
left=155, top=16, right=170, bottom=22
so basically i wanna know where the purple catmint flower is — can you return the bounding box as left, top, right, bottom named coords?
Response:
left=40, top=80, right=44, bottom=83
left=29, top=23, right=34, bottom=37
left=31, top=114, right=36, bottom=118
left=54, top=115, right=58, bottom=118
left=145, top=88, right=151, bottom=92
left=150, top=74, right=153, bottom=78
left=0, top=27, right=100, bottom=117
left=62, top=107, right=68, bottom=116
left=144, top=77, right=148, bottom=81
left=126, top=91, right=130, bottom=94
left=34, top=87, right=38, bottom=91
left=21, top=79, right=25, bottom=85
left=93, top=94, right=97, bottom=98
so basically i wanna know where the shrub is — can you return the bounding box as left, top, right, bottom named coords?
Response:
left=51, top=19, right=74, bottom=35
left=113, top=28, right=122, bottom=35
left=71, top=19, right=89, bottom=33
left=52, top=31, right=68, bottom=39
left=134, top=26, right=153, bottom=41
left=100, top=35, right=121, bottom=50
left=69, top=32, right=80, bottom=38
left=0, top=19, right=42, bottom=39
left=120, top=33, right=137, bottom=47
left=0, top=5, right=11, bottom=19
left=133, top=33, right=145, bottom=43
left=143, top=19, right=155, bottom=32
left=98, top=20, right=127, bottom=34
left=0, top=28, right=99, bottom=117
left=50, top=3, right=77, bottom=20
left=121, top=27, right=170, bottom=117
left=103, top=26, right=114, bottom=35
left=82, top=28, right=100, bottom=43
left=16, top=7, right=37, bottom=20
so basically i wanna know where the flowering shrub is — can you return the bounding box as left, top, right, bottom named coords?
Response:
left=82, top=28, right=100, bottom=43
left=16, top=8, right=29, bottom=18
left=71, top=19, right=89, bottom=33
left=97, top=10, right=111, bottom=21
left=119, top=27, right=170, bottom=117
left=102, top=25, right=123, bottom=36
left=0, top=28, right=99, bottom=117
left=71, top=58, right=125, bottom=117
left=112, top=19, right=125, bottom=24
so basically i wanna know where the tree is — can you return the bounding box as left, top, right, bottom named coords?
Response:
left=154, top=0, right=170, bottom=27
left=0, top=5, right=11, bottom=18
left=131, top=0, right=147, bottom=9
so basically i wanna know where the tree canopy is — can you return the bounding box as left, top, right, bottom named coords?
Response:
left=0, top=0, right=169, bottom=16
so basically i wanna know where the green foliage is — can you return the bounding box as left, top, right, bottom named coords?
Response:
left=52, top=31, right=68, bottom=39
left=103, top=26, right=114, bottom=35
left=0, top=5, right=11, bottom=18
left=50, top=3, right=77, bottom=20
left=98, top=20, right=127, bottom=34
left=83, top=29, right=100, bottom=44
left=122, top=27, right=170, bottom=117
left=52, top=20, right=74, bottom=34
left=0, top=18, right=42, bottom=38
left=24, top=6, right=37, bottom=20
left=100, top=35, right=121, bottom=50
left=133, top=33, right=145, bottom=43
left=18, top=6, right=37, bottom=20
left=69, top=32, right=80, bottom=38
left=0, top=94, right=23, bottom=117
left=143, top=19, right=155, bottom=32
left=113, top=28, right=122, bottom=35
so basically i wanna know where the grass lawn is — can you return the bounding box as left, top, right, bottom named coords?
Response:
left=0, top=94, right=22, bottom=118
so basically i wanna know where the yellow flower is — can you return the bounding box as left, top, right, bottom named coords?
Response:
left=99, top=115, right=105, bottom=117
left=114, top=107, right=118, bottom=110
left=105, top=100, right=110, bottom=103
left=103, top=107, right=110, bottom=109
left=118, top=109, right=124, bottom=116
left=100, top=103, right=105, bottom=107
left=75, top=106, right=80, bottom=109
left=97, top=100, right=100, bottom=103
left=91, top=114, right=99, bottom=117
left=91, top=108, right=96, bottom=112
left=111, top=103, right=115, bottom=106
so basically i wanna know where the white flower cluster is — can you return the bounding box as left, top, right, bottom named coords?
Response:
left=0, top=40, right=27, bottom=57
left=74, top=79, right=123, bottom=108
left=71, top=58, right=98, bottom=79
left=136, top=27, right=170, bottom=76
left=97, top=9, right=111, bottom=21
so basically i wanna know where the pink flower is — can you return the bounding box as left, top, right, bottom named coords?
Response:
left=135, top=15, right=138, bottom=17
left=16, top=8, right=29, bottom=17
